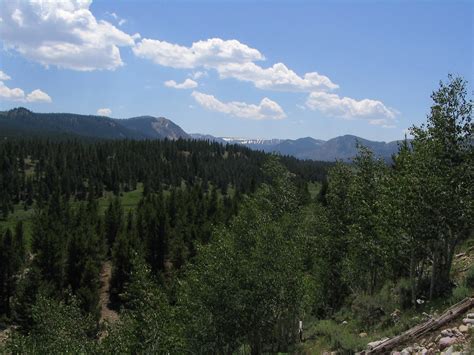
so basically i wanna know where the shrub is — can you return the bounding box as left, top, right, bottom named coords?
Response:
left=313, top=320, right=367, bottom=352
left=450, top=285, right=470, bottom=304
left=393, top=278, right=413, bottom=310
left=464, top=265, right=474, bottom=288
left=351, top=294, right=383, bottom=327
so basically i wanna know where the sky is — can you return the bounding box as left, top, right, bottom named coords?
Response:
left=0, top=0, right=472, bottom=141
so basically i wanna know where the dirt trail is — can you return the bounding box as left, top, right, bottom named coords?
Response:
left=99, top=261, right=119, bottom=325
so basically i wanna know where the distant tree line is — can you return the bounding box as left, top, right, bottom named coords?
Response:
left=0, top=138, right=330, bottom=219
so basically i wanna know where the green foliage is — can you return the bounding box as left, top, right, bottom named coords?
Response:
left=0, top=76, right=471, bottom=354
left=313, top=320, right=367, bottom=352
left=5, top=295, right=96, bottom=354
left=100, top=256, right=184, bottom=354
left=464, top=265, right=474, bottom=288
left=178, top=158, right=307, bottom=353
left=0, top=225, right=27, bottom=317
left=351, top=284, right=397, bottom=328
left=395, top=75, right=473, bottom=299
left=393, top=278, right=414, bottom=310
left=450, top=285, right=471, bottom=304
left=104, top=197, right=124, bottom=251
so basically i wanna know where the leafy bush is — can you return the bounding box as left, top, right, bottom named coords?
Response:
left=351, top=286, right=397, bottom=328
left=450, top=285, right=470, bottom=304
left=313, top=320, right=367, bottom=352
left=5, top=296, right=97, bottom=354
left=393, top=278, right=413, bottom=310
left=464, top=265, right=474, bottom=288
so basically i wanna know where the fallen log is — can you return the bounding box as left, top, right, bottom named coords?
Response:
left=365, top=297, right=474, bottom=354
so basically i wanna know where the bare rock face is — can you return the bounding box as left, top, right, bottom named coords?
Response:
left=458, top=325, right=469, bottom=333
left=441, top=329, right=453, bottom=337
left=367, top=337, right=389, bottom=350
left=438, top=336, right=457, bottom=350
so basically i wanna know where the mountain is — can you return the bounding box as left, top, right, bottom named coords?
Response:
left=0, top=108, right=187, bottom=140
left=221, top=137, right=284, bottom=150
left=119, top=116, right=189, bottom=140
left=271, top=137, right=326, bottom=158
left=191, top=134, right=401, bottom=161
left=1, top=107, right=402, bottom=161
left=305, top=135, right=400, bottom=161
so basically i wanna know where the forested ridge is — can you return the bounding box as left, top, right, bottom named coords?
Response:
left=0, top=76, right=472, bottom=354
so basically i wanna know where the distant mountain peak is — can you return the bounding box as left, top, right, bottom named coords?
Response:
left=0, top=109, right=188, bottom=141
left=119, top=115, right=189, bottom=140
left=1, top=108, right=402, bottom=161
left=7, top=107, right=33, bottom=116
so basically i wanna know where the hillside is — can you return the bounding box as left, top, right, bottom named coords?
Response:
left=119, top=116, right=189, bottom=140
left=217, top=135, right=402, bottom=161
left=0, top=108, right=187, bottom=141
left=1, top=108, right=404, bottom=162
left=0, top=108, right=144, bottom=139
left=1, top=107, right=404, bottom=162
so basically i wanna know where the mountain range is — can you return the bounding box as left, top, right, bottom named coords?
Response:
left=0, top=107, right=402, bottom=162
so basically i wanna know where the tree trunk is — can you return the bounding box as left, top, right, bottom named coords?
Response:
left=429, top=251, right=438, bottom=300
left=409, top=247, right=416, bottom=308
left=367, top=297, right=474, bottom=353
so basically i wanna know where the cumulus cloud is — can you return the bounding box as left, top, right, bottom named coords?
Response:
left=305, top=91, right=398, bottom=124
left=191, top=91, right=286, bottom=120
left=133, top=34, right=396, bottom=119
left=97, top=108, right=112, bottom=116
left=107, top=12, right=126, bottom=26
left=0, top=0, right=139, bottom=71
left=164, top=78, right=198, bottom=89
left=217, top=62, right=338, bottom=92
left=0, top=71, right=51, bottom=102
left=0, top=70, right=11, bottom=81
left=133, top=37, right=264, bottom=69
left=133, top=37, right=337, bottom=92
left=26, top=89, right=52, bottom=102
left=0, top=81, right=52, bottom=103
left=0, top=81, right=25, bottom=101
left=191, top=71, right=207, bottom=80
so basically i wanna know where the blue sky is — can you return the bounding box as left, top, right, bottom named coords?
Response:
left=0, top=0, right=472, bottom=141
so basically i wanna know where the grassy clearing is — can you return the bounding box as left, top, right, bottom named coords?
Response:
left=0, top=184, right=145, bottom=244
left=307, top=182, right=321, bottom=200
left=0, top=181, right=236, bottom=243
left=0, top=204, right=35, bottom=247
left=97, top=183, right=144, bottom=214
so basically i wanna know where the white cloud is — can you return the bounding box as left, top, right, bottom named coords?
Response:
left=0, top=0, right=139, bottom=71
left=217, top=62, right=338, bottom=92
left=107, top=12, right=126, bottom=26
left=26, top=89, right=52, bottom=103
left=191, top=71, right=207, bottom=80
left=369, top=119, right=395, bottom=128
left=191, top=91, right=286, bottom=120
left=0, top=81, right=52, bottom=103
left=133, top=37, right=264, bottom=69
left=164, top=78, right=198, bottom=89
left=97, top=108, right=112, bottom=116
left=0, top=70, right=11, bottom=81
left=305, top=91, right=398, bottom=124
left=133, top=37, right=337, bottom=92
left=133, top=35, right=396, bottom=120
left=0, top=81, right=25, bottom=101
